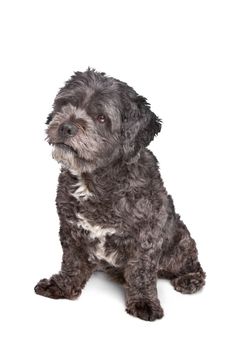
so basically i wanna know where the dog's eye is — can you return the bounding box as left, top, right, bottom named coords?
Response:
left=96, top=115, right=106, bottom=123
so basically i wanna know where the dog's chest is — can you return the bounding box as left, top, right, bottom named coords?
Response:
left=69, top=177, right=118, bottom=266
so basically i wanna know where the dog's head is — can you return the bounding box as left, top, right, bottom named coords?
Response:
left=46, top=68, right=162, bottom=173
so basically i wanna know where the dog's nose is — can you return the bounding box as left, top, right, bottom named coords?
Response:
left=58, top=122, right=78, bottom=138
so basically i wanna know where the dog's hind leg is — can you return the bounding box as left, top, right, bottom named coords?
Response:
left=159, top=216, right=206, bottom=294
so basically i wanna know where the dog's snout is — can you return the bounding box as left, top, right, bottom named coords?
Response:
left=58, top=122, right=78, bottom=138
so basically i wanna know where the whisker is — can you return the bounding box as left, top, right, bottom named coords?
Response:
left=77, top=123, right=86, bottom=133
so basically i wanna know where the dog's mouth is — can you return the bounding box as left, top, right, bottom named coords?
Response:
left=54, top=143, right=78, bottom=155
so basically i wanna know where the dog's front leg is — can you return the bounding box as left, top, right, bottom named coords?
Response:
left=35, top=228, right=94, bottom=300
left=124, top=243, right=164, bottom=321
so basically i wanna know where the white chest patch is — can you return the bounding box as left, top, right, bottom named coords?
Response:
left=76, top=213, right=118, bottom=266
left=70, top=177, right=93, bottom=201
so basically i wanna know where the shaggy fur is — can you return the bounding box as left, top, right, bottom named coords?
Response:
left=35, top=68, right=206, bottom=321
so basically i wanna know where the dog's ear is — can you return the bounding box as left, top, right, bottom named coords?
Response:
left=46, top=112, right=54, bottom=124
left=121, top=94, right=162, bottom=159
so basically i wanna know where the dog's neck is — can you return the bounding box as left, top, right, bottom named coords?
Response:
left=67, top=150, right=142, bottom=196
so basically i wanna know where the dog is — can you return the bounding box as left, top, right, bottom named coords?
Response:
left=35, top=68, right=206, bottom=321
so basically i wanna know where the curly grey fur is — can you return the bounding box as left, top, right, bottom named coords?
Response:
left=35, top=68, right=206, bottom=321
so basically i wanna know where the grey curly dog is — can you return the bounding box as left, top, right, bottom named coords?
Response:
left=35, top=68, right=206, bottom=321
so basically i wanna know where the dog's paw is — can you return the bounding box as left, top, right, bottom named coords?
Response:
left=34, top=277, right=81, bottom=300
left=34, top=278, right=65, bottom=299
left=172, top=272, right=205, bottom=294
left=126, top=299, right=164, bottom=321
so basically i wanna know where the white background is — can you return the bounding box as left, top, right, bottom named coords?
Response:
left=0, top=0, right=232, bottom=349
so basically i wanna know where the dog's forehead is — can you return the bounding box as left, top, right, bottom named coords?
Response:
left=60, top=103, right=86, bottom=118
